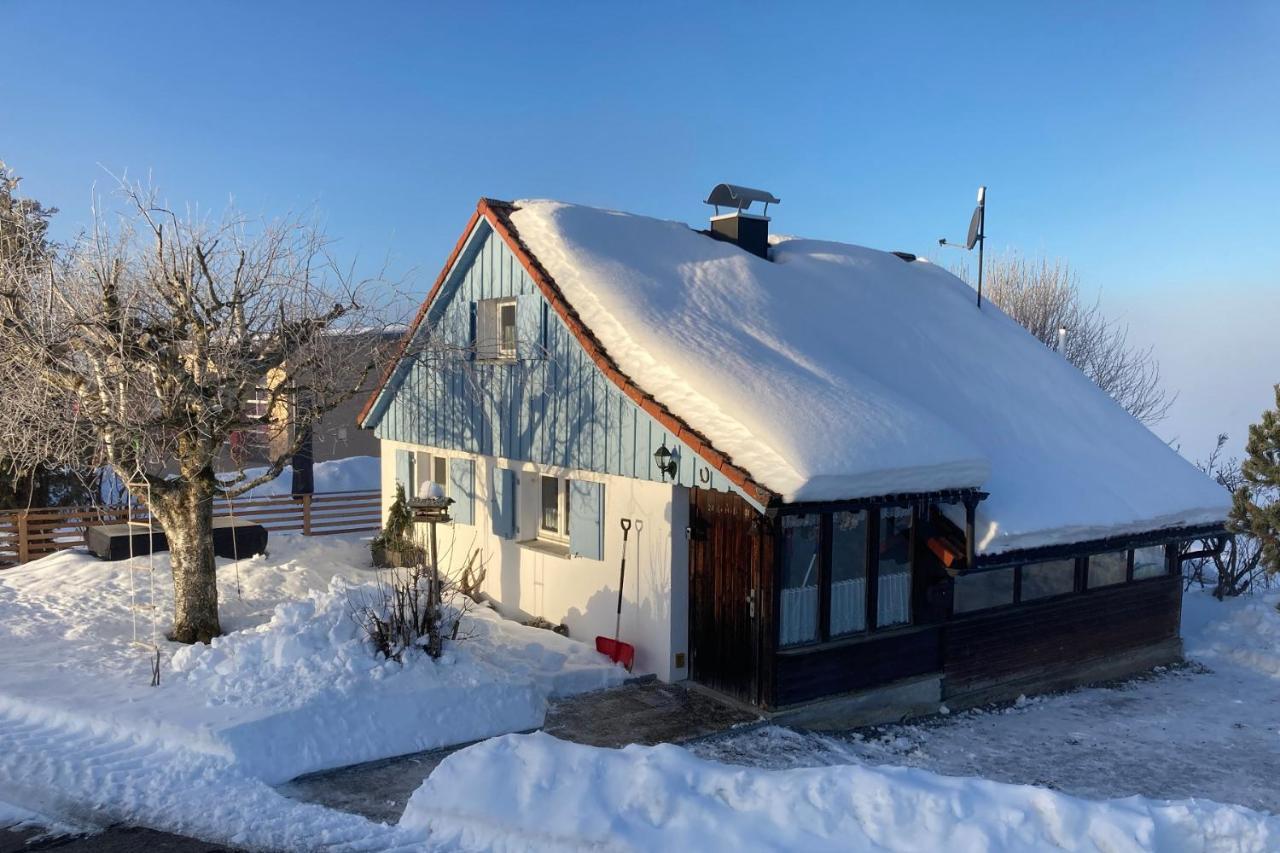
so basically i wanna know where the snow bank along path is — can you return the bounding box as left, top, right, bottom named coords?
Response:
left=507, top=200, right=1227, bottom=553
left=403, top=731, right=1278, bottom=853
left=0, top=535, right=623, bottom=846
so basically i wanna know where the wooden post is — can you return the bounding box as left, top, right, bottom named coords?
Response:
left=963, top=498, right=977, bottom=571
left=16, top=511, right=29, bottom=565
left=301, top=494, right=313, bottom=536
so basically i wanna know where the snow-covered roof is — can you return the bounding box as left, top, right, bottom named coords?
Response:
left=505, top=199, right=1228, bottom=554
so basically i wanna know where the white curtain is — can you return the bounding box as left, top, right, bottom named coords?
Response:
left=780, top=585, right=818, bottom=646
left=780, top=572, right=910, bottom=645
left=830, top=578, right=866, bottom=635
left=877, top=571, right=910, bottom=627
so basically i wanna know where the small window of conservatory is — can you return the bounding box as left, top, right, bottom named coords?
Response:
left=1021, top=558, right=1076, bottom=600
left=830, top=511, right=868, bottom=636
left=779, top=515, right=820, bottom=647
left=877, top=508, right=912, bottom=628
left=1133, top=545, right=1168, bottom=579
left=954, top=567, right=1015, bottom=613
left=1088, top=551, right=1128, bottom=588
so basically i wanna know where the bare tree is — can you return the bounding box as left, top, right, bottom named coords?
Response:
left=1182, top=434, right=1267, bottom=598
left=957, top=254, right=1174, bottom=425
left=0, top=180, right=392, bottom=643
left=0, top=159, right=78, bottom=510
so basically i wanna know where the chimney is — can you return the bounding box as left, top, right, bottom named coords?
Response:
left=704, top=183, right=780, bottom=260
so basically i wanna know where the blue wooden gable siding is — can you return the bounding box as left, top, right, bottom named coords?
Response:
left=369, top=221, right=753, bottom=504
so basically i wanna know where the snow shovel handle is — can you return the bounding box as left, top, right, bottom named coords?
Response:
left=614, top=518, right=631, bottom=630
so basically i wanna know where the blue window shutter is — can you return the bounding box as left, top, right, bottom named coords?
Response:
left=516, top=293, right=544, bottom=360
left=568, top=480, right=604, bottom=560
left=449, top=458, right=475, bottom=525
left=490, top=467, right=517, bottom=539
left=395, top=449, right=412, bottom=497
left=468, top=301, right=478, bottom=361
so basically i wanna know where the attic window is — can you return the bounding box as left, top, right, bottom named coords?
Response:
left=499, top=301, right=517, bottom=359
left=475, top=297, right=517, bottom=361
left=891, top=251, right=918, bottom=262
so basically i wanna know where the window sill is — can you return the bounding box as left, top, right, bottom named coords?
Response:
left=517, top=538, right=572, bottom=558
left=777, top=621, right=932, bottom=654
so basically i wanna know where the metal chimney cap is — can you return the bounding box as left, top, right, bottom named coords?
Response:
left=704, top=183, right=781, bottom=212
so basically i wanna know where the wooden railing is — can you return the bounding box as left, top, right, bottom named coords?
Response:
left=0, top=490, right=382, bottom=568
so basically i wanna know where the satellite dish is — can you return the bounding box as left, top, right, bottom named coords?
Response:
left=965, top=205, right=982, bottom=250
left=937, top=185, right=988, bottom=308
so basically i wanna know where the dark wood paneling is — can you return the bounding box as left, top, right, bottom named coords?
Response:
left=943, top=576, right=1182, bottom=691
left=689, top=488, right=771, bottom=704
left=768, top=574, right=1181, bottom=709
left=774, top=627, right=943, bottom=707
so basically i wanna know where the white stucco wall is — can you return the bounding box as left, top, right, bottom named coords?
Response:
left=380, top=440, right=689, bottom=682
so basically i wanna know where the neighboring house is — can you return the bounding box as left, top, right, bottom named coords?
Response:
left=358, top=186, right=1228, bottom=714
left=223, top=332, right=395, bottom=475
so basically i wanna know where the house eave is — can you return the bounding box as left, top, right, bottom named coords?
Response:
left=973, top=520, right=1229, bottom=568
left=765, top=487, right=987, bottom=518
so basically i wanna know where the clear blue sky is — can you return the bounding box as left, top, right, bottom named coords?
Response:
left=5, top=1, right=1278, bottom=455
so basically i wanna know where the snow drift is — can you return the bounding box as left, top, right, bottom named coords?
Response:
left=223, top=454, right=380, bottom=497
left=403, top=732, right=1279, bottom=852
left=0, top=537, right=623, bottom=789
left=507, top=200, right=1227, bottom=552
left=1183, top=589, right=1280, bottom=678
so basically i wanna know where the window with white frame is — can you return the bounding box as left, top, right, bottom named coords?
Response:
left=412, top=451, right=449, bottom=499
left=538, top=475, right=571, bottom=543
left=245, top=385, right=276, bottom=443
left=476, top=297, right=518, bottom=361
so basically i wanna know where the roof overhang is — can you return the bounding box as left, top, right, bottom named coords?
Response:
left=766, top=487, right=986, bottom=518
left=358, top=198, right=780, bottom=508
left=974, top=520, right=1229, bottom=568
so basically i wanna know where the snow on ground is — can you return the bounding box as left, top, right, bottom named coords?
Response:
left=3, top=525, right=1276, bottom=852
left=506, top=200, right=1227, bottom=550
left=689, top=588, right=1280, bottom=815
left=402, top=731, right=1277, bottom=853
left=392, top=587, right=1280, bottom=851
left=231, top=455, right=381, bottom=497
left=0, top=534, right=622, bottom=847
left=100, top=455, right=381, bottom=503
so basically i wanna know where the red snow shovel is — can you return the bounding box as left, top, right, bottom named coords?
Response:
left=596, top=517, right=636, bottom=671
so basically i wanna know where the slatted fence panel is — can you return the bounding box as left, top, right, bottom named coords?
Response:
left=0, top=490, right=381, bottom=568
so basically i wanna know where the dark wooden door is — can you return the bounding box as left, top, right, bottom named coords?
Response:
left=688, top=488, right=772, bottom=705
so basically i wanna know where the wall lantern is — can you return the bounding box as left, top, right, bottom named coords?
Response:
left=654, top=442, right=678, bottom=482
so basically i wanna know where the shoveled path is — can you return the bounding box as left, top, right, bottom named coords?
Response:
left=280, top=679, right=759, bottom=824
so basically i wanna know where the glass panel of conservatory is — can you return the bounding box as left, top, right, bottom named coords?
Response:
left=779, top=515, right=820, bottom=647
left=830, top=510, right=868, bottom=636
left=877, top=507, right=912, bottom=628
left=1132, top=545, right=1167, bottom=579
left=1088, top=551, right=1127, bottom=587
left=954, top=567, right=1015, bottom=613
left=1022, top=559, right=1076, bottom=600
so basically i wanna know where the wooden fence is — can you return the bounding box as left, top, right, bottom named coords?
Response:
left=0, top=490, right=382, bottom=568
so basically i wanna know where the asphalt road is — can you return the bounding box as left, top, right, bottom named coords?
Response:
left=0, top=826, right=236, bottom=852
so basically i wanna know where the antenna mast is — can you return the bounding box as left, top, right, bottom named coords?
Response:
left=939, top=185, right=987, bottom=308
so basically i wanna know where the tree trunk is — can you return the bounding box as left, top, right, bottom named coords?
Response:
left=150, top=475, right=222, bottom=644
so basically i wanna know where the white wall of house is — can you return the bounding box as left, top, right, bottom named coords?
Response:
left=380, top=440, right=690, bottom=682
